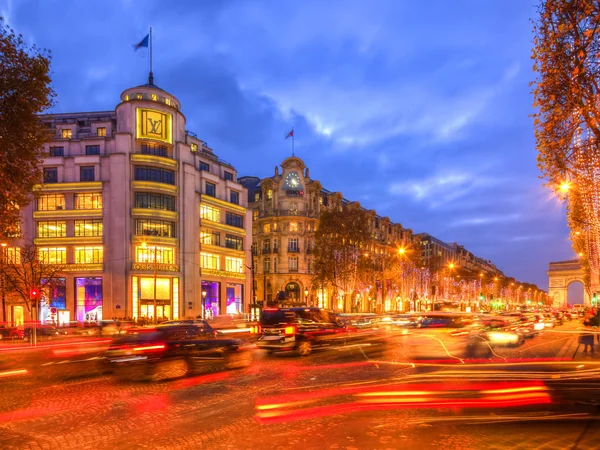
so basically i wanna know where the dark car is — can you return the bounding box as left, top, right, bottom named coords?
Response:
left=0, top=324, right=18, bottom=340
left=104, top=323, right=251, bottom=381
left=256, top=307, right=383, bottom=356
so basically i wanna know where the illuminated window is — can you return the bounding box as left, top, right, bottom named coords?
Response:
left=263, top=258, right=270, bottom=273
left=75, top=246, right=103, bottom=264
left=151, top=94, right=157, bottom=101
left=289, top=222, right=298, bottom=232
left=125, top=95, right=130, bottom=101
left=254, top=192, right=260, bottom=202
left=97, top=127, right=106, bottom=137
left=190, top=143, right=198, bottom=152
left=140, top=277, right=171, bottom=300
left=61, top=129, right=72, bottom=139
left=289, top=257, right=299, bottom=271
left=165, top=98, right=171, bottom=106
left=200, top=252, right=220, bottom=269
left=135, top=219, right=175, bottom=237
left=38, top=247, right=66, bottom=264
left=37, top=221, right=66, bottom=238
left=200, top=204, right=220, bottom=222
left=263, top=223, right=271, bottom=233
left=226, top=256, right=243, bottom=273
left=75, top=220, right=103, bottom=237
left=135, top=246, right=175, bottom=264
left=1, top=247, right=20, bottom=265
left=201, top=230, right=220, bottom=246
left=266, top=189, right=273, bottom=200
left=136, top=93, right=142, bottom=100
left=75, top=193, right=102, bottom=209
left=252, top=210, right=258, bottom=221
left=37, top=194, right=65, bottom=211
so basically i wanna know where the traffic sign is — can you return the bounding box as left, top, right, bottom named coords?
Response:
left=50, top=307, right=57, bottom=314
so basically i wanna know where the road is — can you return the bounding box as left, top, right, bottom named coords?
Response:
left=2, top=319, right=600, bottom=449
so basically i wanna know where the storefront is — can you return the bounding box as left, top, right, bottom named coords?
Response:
left=75, top=277, right=103, bottom=323
left=201, top=280, right=220, bottom=319
left=40, top=278, right=68, bottom=325
left=131, top=276, right=179, bottom=321
left=226, top=283, right=243, bottom=315
left=10, top=305, right=24, bottom=326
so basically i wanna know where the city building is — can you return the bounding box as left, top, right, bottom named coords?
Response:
left=240, top=156, right=414, bottom=312
left=3, top=81, right=252, bottom=326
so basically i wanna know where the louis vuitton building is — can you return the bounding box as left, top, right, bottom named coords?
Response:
left=5, top=81, right=252, bottom=325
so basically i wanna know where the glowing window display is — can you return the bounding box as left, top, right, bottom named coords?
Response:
left=75, top=277, right=103, bottom=323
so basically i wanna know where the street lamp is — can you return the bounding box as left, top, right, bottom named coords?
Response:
left=304, top=287, right=309, bottom=306
left=0, top=242, right=6, bottom=324
left=202, top=289, right=207, bottom=318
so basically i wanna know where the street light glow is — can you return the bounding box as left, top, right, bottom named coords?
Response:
left=559, top=181, right=571, bottom=193
left=448, top=263, right=455, bottom=269
left=398, top=247, right=406, bottom=255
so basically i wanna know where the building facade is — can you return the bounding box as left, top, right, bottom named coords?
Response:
left=3, top=82, right=251, bottom=325
left=240, top=156, right=415, bottom=312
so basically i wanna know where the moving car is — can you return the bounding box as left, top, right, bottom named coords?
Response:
left=499, top=312, right=538, bottom=338
left=478, top=316, right=526, bottom=347
left=104, top=323, right=251, bottom=381
left=256, top=307, right=382, bottom=356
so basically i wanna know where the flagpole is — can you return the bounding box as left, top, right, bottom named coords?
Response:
left=149, top=27, right=154, bottom=85
left=292, top=128, right=295, bottom=157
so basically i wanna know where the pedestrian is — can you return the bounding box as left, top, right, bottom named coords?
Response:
left=579, top=318, right=596, bottom=355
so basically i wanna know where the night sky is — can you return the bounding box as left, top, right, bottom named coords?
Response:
left=2, top=0, right=576, bottom=290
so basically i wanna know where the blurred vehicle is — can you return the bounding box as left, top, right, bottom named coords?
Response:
left=104, top=323, right=251, bottom=381
left=559, top=310, right=573, bottom=321
left=13, top=325, right=68, bottom=341
left=542, top=313, right=557, bottom=328
left=499, top=312, right=537, bottom=338
left=551, top=311, right=564, bottom=325
left=257, top=307, right=382, bottom=356
left=388, top=314, right=421, bottom=328
left=0, top=324, right=18, bottom=340
left=478, top=316, right=526, bottom=347
left=397, top=313, right=491, bottom=360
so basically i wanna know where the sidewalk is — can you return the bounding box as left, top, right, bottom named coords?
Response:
left=557, top=322, right=600, bottom=360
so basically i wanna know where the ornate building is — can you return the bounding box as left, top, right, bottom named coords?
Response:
left=240, top=156, right=415, bottom=312
left=2, top=81, right=252, bottom=326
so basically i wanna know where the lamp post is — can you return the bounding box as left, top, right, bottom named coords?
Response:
left=1, top=242, right=6, bottom=324
left=202, top=289, right=207, bottom=318
left=304, top=287, right=309, bottom=306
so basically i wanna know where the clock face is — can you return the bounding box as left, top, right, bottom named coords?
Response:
left=284, top=171, right=303, bottom=190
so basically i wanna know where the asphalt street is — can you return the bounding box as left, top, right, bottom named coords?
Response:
left=2, top=320, right=600, bottom=449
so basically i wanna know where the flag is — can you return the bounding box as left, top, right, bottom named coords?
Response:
left=133, top=34, right=149, bottom=51
left=285, top=129, right=294, bottom=139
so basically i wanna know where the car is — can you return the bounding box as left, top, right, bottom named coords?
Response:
left=388, top=314, right=421, bottom=328
left=256, top=307, right=383, bottom=356
left=14, top=325, right=68, bottom=341
left=104, top=323, right=251, bottom=381
left=500, top=312, right=538, bottom=338
left=0, top=324, right=18, bottom=340
left=478, top=316, right=526, bottom=347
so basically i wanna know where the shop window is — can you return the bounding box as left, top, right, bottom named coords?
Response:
left=201, top=280, right=220, bottom=319
left=226, top=283, right=243, bottom=315
left=75, top=277, right=103, bottom=323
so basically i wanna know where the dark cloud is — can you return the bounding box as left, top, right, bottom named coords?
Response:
left=2, top=0, right=574, bottom=288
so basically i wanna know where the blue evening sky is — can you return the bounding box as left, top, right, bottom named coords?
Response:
left=1, top=0, right=575, bottom=289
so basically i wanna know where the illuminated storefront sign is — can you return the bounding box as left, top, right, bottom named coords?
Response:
left=136, top=108, right=172, bottom=144
left=132, top=262, right=179, bottom=272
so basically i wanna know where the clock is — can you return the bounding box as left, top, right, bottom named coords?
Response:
left=284, top=171, right=304, bottom=196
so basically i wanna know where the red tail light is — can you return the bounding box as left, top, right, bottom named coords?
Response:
left=250, top=325, right=262, bottom=334
left=132, top=344, right=165, bottom=352
left=284, top=326, right=296, bottom=335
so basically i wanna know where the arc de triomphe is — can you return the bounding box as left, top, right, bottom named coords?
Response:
left=547, top=260, right=590, bottom=307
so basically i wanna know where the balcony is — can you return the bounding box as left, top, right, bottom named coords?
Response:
left=273, top=247, right=279, bottom=254
left=262, top=248, right=271, bottom=254
left=131, top=153, right=178, bottom=169
left=259, top=209, right=316, bottom=218
left=33, top=181, right=103, bottom=193
left=289, top=268, right=299, bottom=273
left=131, top=207, right=178, bottom=221
left=200, top=194, right=246, bottom=214
left=288, top=248, right=301, bottom=253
